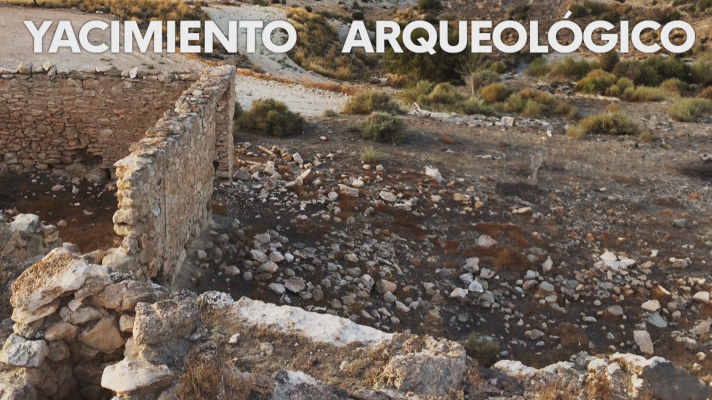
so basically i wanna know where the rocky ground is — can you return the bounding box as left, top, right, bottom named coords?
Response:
left=171, top=104, right=712, bottom=385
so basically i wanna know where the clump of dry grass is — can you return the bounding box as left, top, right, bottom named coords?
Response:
left=567, top=111, right=639, bottom=138
left=480, top=83, right=512, bottom=103
left=175, top=360, right=250, bottom=400
left=505, top=88, right=578, bottom=119
left=287, top=8, right=373, bottom=81
left=359, top=146, right=384, bottom=163
left=342, top=91, right=403, bottom=115
left=667, top=98, right=712, bottom=122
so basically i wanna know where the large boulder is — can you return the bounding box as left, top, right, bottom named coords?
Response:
left=133, top=294, right=199, bottom=346
left=11, top=249, right=91, bottom=312
left=101, top=359, right=173, bottom=395
left=379, top=336, right=469, bottom=397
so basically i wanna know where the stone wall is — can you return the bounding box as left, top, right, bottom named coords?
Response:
left=109, top=66, right=236, bottom=285
left=0, top=68, right=196, bottom=175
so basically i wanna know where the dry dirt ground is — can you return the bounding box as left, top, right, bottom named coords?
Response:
left=174, top=96, right=712, bottom=381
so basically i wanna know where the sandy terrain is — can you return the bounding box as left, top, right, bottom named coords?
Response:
left=0, top=4, right=204, bottom=73
left=204, top=4, right=332, bottom=82
left=234, top=72, right=349, bottom=116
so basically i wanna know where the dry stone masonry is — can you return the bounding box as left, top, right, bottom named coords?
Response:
left=110, top=66, right=236, bottom=285
left=0, top=65, right=195, bottom=176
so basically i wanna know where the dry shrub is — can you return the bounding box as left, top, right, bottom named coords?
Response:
left=619, top=86, right=669, bottom=102
left=549, top=57, right=599, bottom=80
left=480, top=83, right=511, bottom=103
left=343, top=91, right=403, bottom=115
left=527, top=57, right=549, bottom=77
left=359, top=146, right=384, bottom=163
left=287, top=8, right=372, bottom=81
left=506, top=89, right=578, bottom=119
left=667, top=98, right=712, bottom=121
left=659, top=78, right=687, bottom=95
left=575, top=69, right=616, bottom=94
left=360, top=112, right=407, bottom=144
left=571, top=111, right=639, bottom=136
left=697, top=86, right=712, bottom=99
left=440, top=136, right=453, bottom=144
left=175, top=361, right=250, bottom=400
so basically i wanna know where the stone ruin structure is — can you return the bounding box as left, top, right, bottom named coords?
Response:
left=0, top=64, right=709, bottom=400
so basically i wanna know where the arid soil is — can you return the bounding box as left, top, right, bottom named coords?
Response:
left=182, top=103, right=712, bottom=381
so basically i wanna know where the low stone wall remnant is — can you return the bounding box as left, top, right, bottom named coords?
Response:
left=0, top=65, right=196, bottom=175
left=108, top=65, right=235, bottom=285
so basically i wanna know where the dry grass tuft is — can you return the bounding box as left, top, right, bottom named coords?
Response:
left=667, top=98, right=712, bottom=122
left=568, top=111, right=639, bottom=137
left=342, top=91, right=403, bottom=115
left=175, top=360, right=250, bottom=400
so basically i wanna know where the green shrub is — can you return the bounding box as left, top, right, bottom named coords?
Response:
left=233, top=101, right=243, bottom=121
left=471, top=69, right=501, bottom=92
left=583, top=0, right=606, bottom=15
left=351, top=11, right=364, bottom=20
left=600, top=10, right=621, bottom=22
left=456, top=97, right=497, bottom=116
left=644, top=55, right=688, bottom=81
left=599, top=50, right=620, bottom=71
left=361, top=112, right=407, bottom=144
left=549, top=57, right=598, bottom=80
left=667, top=98, right=712, bottom=121
left=505, top=88, right=577, bottom=119
left=619, top=86, right=668, bottom=102
left=575, top=69, right=617, bottom=94
left=692, top=54, right=712, bottom=86
left=416, top=0, right=441, bottom=11
left=577, top=111, right=639, bottom=135
left=384, top=28, right=469, bottom=82
left=613, top=60, right=662, bottom=86
left=568, top=3, right=588, bottom=17
left=238, top=99, right=305, bottom=137
left=490, top=61, right=506, bottom=74
left=480, top=83, right=512, bottom=103
left=343, top=91, right=403, bottom=115
left=461, top=333, right=500, bottom=367
left=323, top=109, right=338, bottom=117
left=400, top=81, right=437, bottom=104
left=527, top=57, right=549, bottom=77
left=699, top=0, right=712, bottom=10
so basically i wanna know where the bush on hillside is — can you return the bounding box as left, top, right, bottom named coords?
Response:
left=574, top=111, right=639, bottom=136
left=667, top=98, right=712, bottom=121
left=599, top=50, right=620, bottom=72
left=575, top=69, right=617, bottom=94
left=238, top=99, right=305, bottom=137
left=342, top=91, right=403, bottom=115
left=361, top=112, right=408, bottom=144
left=480, top=83, right=512, bottom=103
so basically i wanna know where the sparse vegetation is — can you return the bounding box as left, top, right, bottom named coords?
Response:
left=568, top=111, right=639, bottom=137
left=323, top=109, right=339, bottom=117
left=480, top=83, right=512, bottom=103
left=505, top=89, right=578, bottom=119
left=287, top=8, right=372, bottom=81
left=237, top=99, right=305, bottom=137
left=619, top=86, right=669, bottom=102
left=599, top=50, right=620, bottom=72
left=416, top=0, right=441, bottom=11
left=549, top=57, right=599, bottom=80
left=175, top=360, right=250, bottom=400
left=667, top=98, right=712, bottom=121
left=692, top=54, right=712, bottom=86
left=461, top=333, right=500, bottom=367
left=342, top=91, right=403, bottom=115
left=360, top=112, right=407, bottom=144
left=359, top=146, right=384, bottom=163
left=527, top=57, right=549, bottom=77
left=575, top=69, right=617, bottom=95
left=7, top=0, right=206, bottom=26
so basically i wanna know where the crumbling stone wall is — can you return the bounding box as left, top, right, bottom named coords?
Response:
left=110, top=66, right=236, bottom=285
left=0, top=68, right=195, bottom=174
